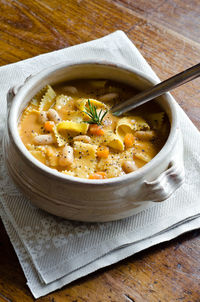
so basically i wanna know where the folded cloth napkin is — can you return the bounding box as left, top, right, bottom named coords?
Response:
left=0, top=31, right=200, bottom=298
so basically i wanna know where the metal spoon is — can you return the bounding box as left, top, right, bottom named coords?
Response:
left=111, top=62, right=200, bottom=116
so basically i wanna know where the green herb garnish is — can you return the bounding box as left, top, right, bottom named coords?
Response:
left=83, top=100, right=108, bottom=125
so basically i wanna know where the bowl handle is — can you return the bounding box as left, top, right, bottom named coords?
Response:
left=7, top=75, right=32, bottom=111
left=144, top=158, right=185, bottom=202
left=144, top=130, right=184, bottom=202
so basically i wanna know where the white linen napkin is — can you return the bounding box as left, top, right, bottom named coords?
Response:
left=0, top=31, right=200, bottom=299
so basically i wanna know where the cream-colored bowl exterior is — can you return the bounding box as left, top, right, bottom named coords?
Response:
left=3, top=61, right=185, bottom=222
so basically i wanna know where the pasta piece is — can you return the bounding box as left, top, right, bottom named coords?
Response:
left=120, top=148, right=135, bottom=162
left=145, top=112, right=165, bottom=130
left=90, top=130, right=124, bottom=152
left=129, top=117, right=150, bottom=130
left=30, top=150, right=46, bottom=164
left=134, top=151, right=152, bottom=163
left=101, top=111, right=113, bottom=127
left=39, top=85, right=56, bottom=111
left=55, top=94, right=73, bottom=110
left=87, top=80, right=106, bottom=89
left=18, top=110, right=42, bottom=142
left=57, top=121, right=89, bottom=135
left=19, top=107, right=40, bottom=126
left=116, top=117, right=150, bottom=141
left=46, top=146, right=59, bottom=167
left=159, top=121, right=169, bottom=137
left=75, top=98, right=107, bottom=120
left=31, top=86, right=48, bottom=109
left=26, top=144, right=46, bottom=152
left=71, top=141, right=98, bottom=178
left=23, top=105, right=39, bottom=116
left=30, top=98, right=40, bottom=107
left=53, top=126, right=67, bottom=147
left=104, top=131, right=124, bottom=152
left=97, top=154, right=124, bottom=178
left=59, top=110, right=84, bottom=122
left=106, top=84, right=122, bottom=93
left=73, top=141, right=97, bottom=157
left=133, top=140, right=157, bottom=163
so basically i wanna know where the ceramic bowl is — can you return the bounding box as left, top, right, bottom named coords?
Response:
left=3, top=60, right=185, bottom=222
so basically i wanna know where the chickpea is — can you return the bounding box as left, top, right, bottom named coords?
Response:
left=122, top=160, right=137, bottom=174
left=73, top=135, right=91, bottom=143
left=47, top=109, right=61, bottom=123
left=135, top=130, right=156, bottom=141
left=38, top=111, right=48, bottom=124
left=63, top=86, right=78, bottom=94
left=59, top=145, right=74, bottom=167
left=34, top=134, right=55, bottom=145
left=99, top=93, right=119, bottom=102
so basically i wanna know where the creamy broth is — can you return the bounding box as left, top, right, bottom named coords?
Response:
left=18, top=80, right=170, bottom=179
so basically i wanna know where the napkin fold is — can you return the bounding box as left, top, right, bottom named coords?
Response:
left=0, top=31, right=200, bottom=298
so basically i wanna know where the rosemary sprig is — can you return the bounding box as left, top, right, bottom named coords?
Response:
left=83, top=100, right=108, bottom=125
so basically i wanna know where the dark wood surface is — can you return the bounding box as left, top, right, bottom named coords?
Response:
left=0, top=1, right=200, bottom=301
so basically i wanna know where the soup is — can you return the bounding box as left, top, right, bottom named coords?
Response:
left=18, top=80, right=169, bottom=179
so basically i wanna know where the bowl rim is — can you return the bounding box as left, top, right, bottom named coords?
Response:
left=8, top=59, right=178, bottom=186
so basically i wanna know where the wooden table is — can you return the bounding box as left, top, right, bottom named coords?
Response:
left=1, top=1, right=200, bottom=301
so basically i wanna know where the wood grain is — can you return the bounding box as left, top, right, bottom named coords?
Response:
left=0, top=0, right=200, bottom=301
left=114, top=0, right=200, bottom=44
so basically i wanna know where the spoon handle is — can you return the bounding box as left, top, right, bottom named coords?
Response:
left=111, top=62, right=200, bottom=116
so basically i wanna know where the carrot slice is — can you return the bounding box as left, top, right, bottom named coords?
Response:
left=89, top=124, right=104, bottom=136
left=44, top=121, right=55, bottom=132
left=124, top=133, right=135, bottom=148
left=89, top=172, right=106, bottom=179
left=97, top=146, right=109, bottom=158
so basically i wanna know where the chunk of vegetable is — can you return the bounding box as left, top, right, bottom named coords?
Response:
left=124, top=133, right=135, bottom=148
left=57, top=121, right=89, bottom=134
left=44, top=121, right=55, bottom=132
left=89, top=124, right=104, bottom=136
left=97, top=146, right=109, bottom=158
left=89, top=172, right=106, bottom=179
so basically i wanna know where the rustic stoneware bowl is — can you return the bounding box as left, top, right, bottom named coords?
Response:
left=3, top=60, right=185, bottom=222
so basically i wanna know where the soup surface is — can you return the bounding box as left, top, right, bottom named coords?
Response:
left=18, top=80, right=169, bottom=179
